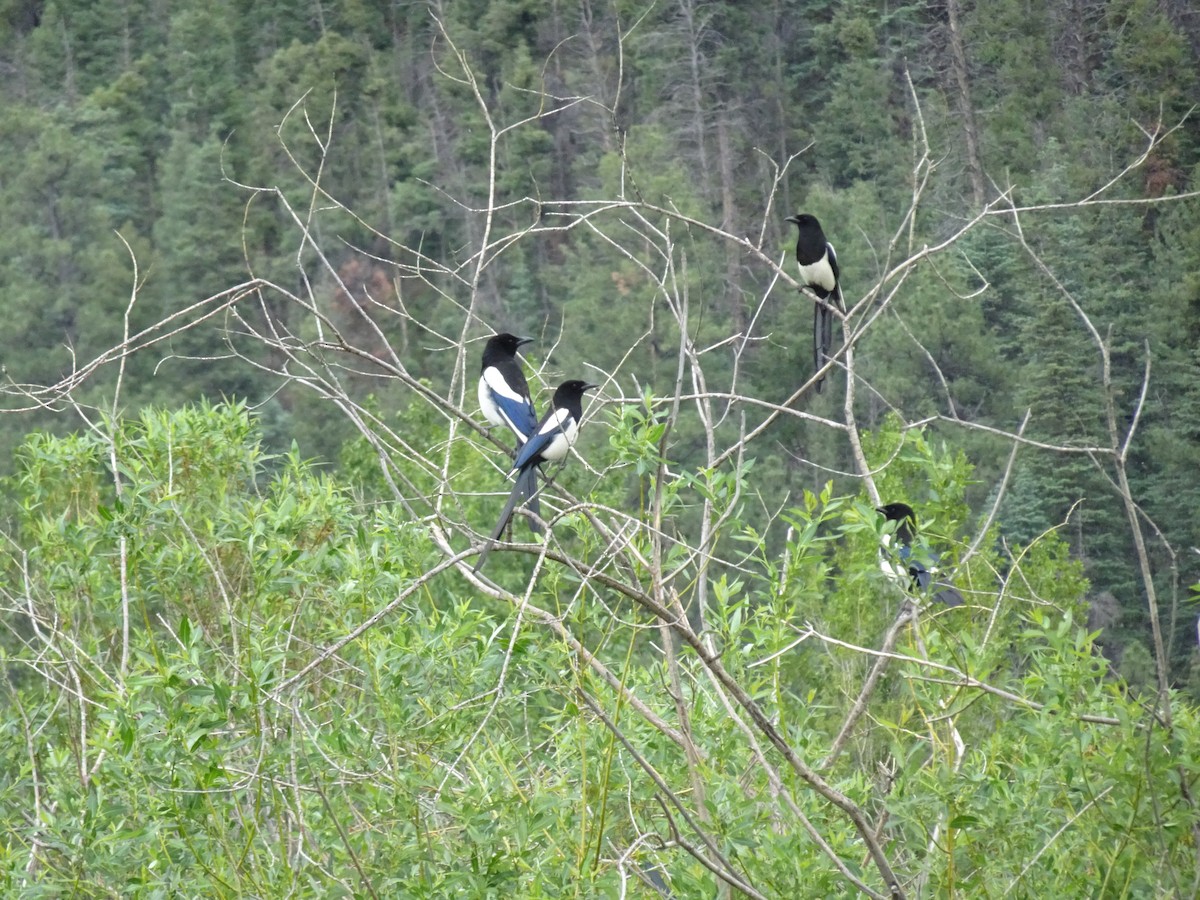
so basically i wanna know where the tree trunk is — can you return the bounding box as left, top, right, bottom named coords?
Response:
left=946, top=0, right=985, bottom=208
left=679, top=0, right=711, bottom=189
left=716, top=111, right=744, bottom=335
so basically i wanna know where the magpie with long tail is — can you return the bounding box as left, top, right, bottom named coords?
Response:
left=877, top=502, right=964, bottom=607
left=786, top=213, right=845, bottom=393
left=474, top=379, right=597, bottom=573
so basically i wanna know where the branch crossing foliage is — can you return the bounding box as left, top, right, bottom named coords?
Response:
left=1, top=3, right=1199, bottom=897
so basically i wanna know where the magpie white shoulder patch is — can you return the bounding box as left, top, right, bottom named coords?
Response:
left=482, top=366, right=526, bottom=402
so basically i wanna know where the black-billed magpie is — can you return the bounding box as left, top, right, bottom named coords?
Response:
left=474, top=379, right=598, bottom=572
left=478, top=333, right=539, bottom=444
left=877, top=502, right=963, bottom=607
left=785, top=213, right=844, bottom=393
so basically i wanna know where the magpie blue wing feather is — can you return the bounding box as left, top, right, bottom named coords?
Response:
left=493, top=392, right=538, bottom=440
left=933, top=584, right=964, bottom=607
left=898, top=544, right=962, bottom=606
left=513, top=427, right=555, bottom=471
left=514, top=407, right=575, bottom=470
left=898, top=545, right=932, bottom=591
left=480, top=367, right=538, bottom=440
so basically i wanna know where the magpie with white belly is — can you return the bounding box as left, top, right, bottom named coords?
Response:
left=786, top=213, right=845, bottom=393
left=474, top=379, right=597, bottom=572
left=877, top=502, right=964, bottom=607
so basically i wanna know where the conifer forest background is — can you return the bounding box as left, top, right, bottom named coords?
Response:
left=2, top=1, right=1200, bottom=896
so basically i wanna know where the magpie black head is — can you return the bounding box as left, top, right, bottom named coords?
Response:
left=877, top=502, right=917, bottom=545
left=878, top=502, right=915, bottom=521
left=786, top=212, right=826, bottom=239
left=878, top=502, right=964, bottom=606
left=549, top=379, right=598, bottom=420
left=482, top=333, right=533, bottom=365
left=554, top=379, right=598, bottom=401
left=786, top=212, right=834, bottom=269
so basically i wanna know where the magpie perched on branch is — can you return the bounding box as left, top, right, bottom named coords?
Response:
left=478, top=333, right=539, bottom=444
left=786, top=213, right=844, bottom=393
left=474, top=379, right=598, bottom=572
left=877, top=502, right=964, bottom=607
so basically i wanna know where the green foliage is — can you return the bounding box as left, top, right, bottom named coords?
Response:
left=0, top=404, right=1195, bottom=896
left=2, top=2, right=1200, bottom=894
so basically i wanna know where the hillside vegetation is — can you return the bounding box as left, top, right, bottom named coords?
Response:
left=1, top=1, right=1199, bottom=896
